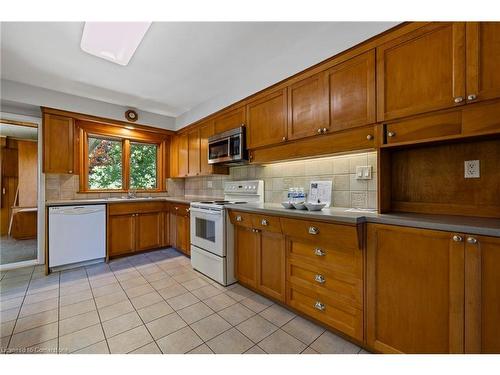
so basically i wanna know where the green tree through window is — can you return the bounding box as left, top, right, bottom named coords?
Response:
left=88, top=137, right=123, bottom=189
left=130, top=142, right=157, bottom=189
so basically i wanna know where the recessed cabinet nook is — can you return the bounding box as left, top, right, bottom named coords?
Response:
left=42, top=22, right=500, bottom=354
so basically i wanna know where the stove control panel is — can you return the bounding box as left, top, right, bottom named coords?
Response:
left=224, top=180, right=264, bottom=198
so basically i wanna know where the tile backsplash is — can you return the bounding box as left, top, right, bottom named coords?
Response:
left=46, top=151, right=377, bottom=209
left=184, top=151, right=378, bottom=209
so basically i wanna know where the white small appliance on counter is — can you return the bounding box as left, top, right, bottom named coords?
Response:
left=190, top=180, right=264, bottom=286
left=48, top=204, right=106, bottom=271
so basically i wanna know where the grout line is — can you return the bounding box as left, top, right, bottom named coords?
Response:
left=83, top=266, right=111, bottom=355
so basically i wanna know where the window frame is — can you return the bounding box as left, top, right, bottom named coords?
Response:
left=78, top=121, right=167, bottom=193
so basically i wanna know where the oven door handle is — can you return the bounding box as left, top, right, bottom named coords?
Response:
left=189, top=207, right=223, bottom=215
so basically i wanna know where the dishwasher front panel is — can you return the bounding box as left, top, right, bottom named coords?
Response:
left=48, top=205, right=106, bottom=268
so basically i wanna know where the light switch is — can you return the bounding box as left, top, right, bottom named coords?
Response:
left=355, top=166, right=372, bottom=180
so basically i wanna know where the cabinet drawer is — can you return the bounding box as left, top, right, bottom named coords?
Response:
left=287, top=282, right=363, bottom=341
left=287, top=258, right=362, bottom=308
left=229, top=211, right=254, bottom=228
left=281, top=218, right=361, bottom=249
left=287, top=237, right=362, bottom=276
left=171, top=204, right=190, bottom=217
left=383, top=111, right=462, bottom=146
left=251, top=214, right=282, bottom=233
left=108, top=202, right=165, bottom=215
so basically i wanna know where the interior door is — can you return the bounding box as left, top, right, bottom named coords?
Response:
left=135, top=212, right=162, bottom=251
left=377, top=22, right=466, bottom=121
left=287, top=72, right=329, bottom=140
left=366, top=224, right=465, bottom=353
left=464, top=234, right=500, bottom=353
left=466, top=22, right=500, bottom=104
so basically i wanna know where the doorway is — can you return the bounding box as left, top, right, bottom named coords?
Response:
left=0, top=114, right=43, bottom=269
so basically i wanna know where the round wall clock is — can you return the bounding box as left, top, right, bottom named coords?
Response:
left=125, top=109, right=138, bottom=122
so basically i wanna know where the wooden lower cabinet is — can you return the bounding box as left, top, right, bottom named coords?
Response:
left=108, top=214, right=136, bottom=257
left=169, top=203, right=191, bottom=256
left=108, top=202, right=171, bottom=258
left=234, top=225, right=258, bottom=288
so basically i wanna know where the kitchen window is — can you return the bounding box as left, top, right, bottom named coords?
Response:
left=78, top=121, right=167, bottom=192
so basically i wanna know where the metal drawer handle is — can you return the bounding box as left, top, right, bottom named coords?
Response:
left=317, top=128, right=322, bottom=134
left=236, top=215, right=242, bottom=222
left=314, top=248, right=325, bottom=257
left=261, top=219, right=269, bottom=226
left=366, top=134, right=374, bottom=141
left=452, top=235, right=463, bottom=242
left=314, top=301, right=325, bottom=311
left=314, top=274, right=325, bottom=284
left=454, top=96, right=464, bottom=103
left=467, top=237, right=478, bottom=244
left=387, top=131, right=396, bottom=137
left=467, top=94, right=477, bottom=101
left=308, top=226, right=319, bottom=235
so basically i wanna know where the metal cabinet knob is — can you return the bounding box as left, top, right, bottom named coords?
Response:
left=452, top=235, right=463, bottom=242
left=261, top=219, right=269, bottom=226
left=314, top=274, right=326, bottom=284
left=322, top=128, right=327, bottom=133
left=454, top=96, right=464, bottom=103
left=387, top=131, right=396, bottom=137
left=317, top=128, right=322, bottom=134
left=366, top=134, right=374, bottom=141
left=314, top=248, right=325, bottom=257
left=314, top=301, right=325, bottom=311
left=282, top=136, right=286, bottom=141
left=467, top=237, right=478, bottom=244
left=252, top=228, right=260, bottom=233
left=68, top=170, right=73, bottom=173
left=175, top=207, right=179, bottom=210
left=467, top=94, right=477, bottom=101
left=236, top=215, right=242, bottom=222
left=308, top=226, right=319, bottom=235
left=186, top=208, right=190, bottom=212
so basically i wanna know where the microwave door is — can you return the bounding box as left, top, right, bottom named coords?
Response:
left=209, top=137, right=232, bottom=164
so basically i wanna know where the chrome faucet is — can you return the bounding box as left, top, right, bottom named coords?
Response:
left=127, top=190, right=137, bottom=199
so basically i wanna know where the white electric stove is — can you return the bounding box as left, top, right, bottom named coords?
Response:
left=190, top=180, right=264, bottom=286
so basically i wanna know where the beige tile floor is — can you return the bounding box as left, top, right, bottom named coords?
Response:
left=0, top=248, right=369, bottom=354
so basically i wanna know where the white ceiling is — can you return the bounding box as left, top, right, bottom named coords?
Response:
left=0, top=123, right=38, bottom=140
left=1, top=22, right=398, bottom=129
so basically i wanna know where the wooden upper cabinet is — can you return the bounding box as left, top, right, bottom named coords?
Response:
left=287, top=72, right=329, bottom=140
left=328, top=49, right=376, bottom=131
left=213, top=107, right=246, bottom=134
left=199, top=120, right=214, bottom=176
left=169, top=136, right=179, bottom=178
left=367, top=224, right=465, bottom=353
left=187, top=128, right=200, bottom=176
left=377, top=22, right=466, bottom=121
left=464, top=235, right=500, bottom=354
left=177, top=133, right=189, bottom=177
left=43, top=113, right=76, bottom=174
left=246, top=88, right=287, bottom=149
left=466, top=22, right=500, bottom=104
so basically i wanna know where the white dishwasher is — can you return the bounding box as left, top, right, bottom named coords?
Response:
left=49, top=205, right=106, bottom=270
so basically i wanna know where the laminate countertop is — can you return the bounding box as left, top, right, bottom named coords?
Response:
left=45, top=196, right=221, bottom=206
left=224, top=203, right=500, bottom=237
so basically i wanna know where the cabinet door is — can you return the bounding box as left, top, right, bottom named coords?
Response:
left=169, top=136, right=179, bottom=178
left=287, top=72, right=329, bottom=140
left=464, top=235, right=500, bottom=353
left=43, top=114, right=75, bottom=174
left=213, top=107, right=246, bottom=134
left=466, top=22, right=500, bottom=104
left=169, top=211, right=177, bottom=248
left=136, top=212, right=163, bottom=251
left=162, top=210, right=170, bottom=247
left=257, top=230, right=285, bottom=302
left=246, top=88, right=287, bottom=149
left=377, top=22, right=466, bottom=121
left=188, top=128, right=200, bottom=176
left=199, top=121, right=214, bottom=175
left=366, top=224, right=465, bottom=353
left=235, top=225, right=258, bottom=288
left=175, top=214, right=190, bottom=256
left=328, top=50, right=376, bottom=131
left=178, top=133, right=189, bottom=177
left=108, top=214, right=135, bottom=257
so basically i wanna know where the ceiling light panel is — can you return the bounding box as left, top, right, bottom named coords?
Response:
left=81, top=22, right=151, bottom=66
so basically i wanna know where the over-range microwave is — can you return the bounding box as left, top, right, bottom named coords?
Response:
left=208, top=126, right=248, bottom=165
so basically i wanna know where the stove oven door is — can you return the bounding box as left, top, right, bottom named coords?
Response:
left=190, top=207, right=225, bottom=256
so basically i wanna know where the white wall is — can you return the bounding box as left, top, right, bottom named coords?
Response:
left=1, top=80, right=176, bottom=130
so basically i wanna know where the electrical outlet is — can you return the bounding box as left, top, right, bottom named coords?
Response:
left=355, top=166, right=372, bottom=180
left=464, top=160, right=480, bottom=178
